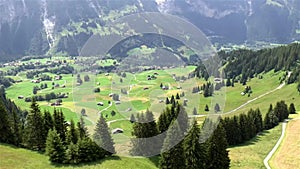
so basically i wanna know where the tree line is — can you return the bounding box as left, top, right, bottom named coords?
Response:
left=0, top=86, right=115, bottom=164
left=130, top=102, right=230, bottom=169
left=222, top=101, right=294, bottom=146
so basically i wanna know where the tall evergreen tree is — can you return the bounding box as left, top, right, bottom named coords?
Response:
left=53, top=109, right=67, bottom=143
left=77, top=116, right=89, bottom=139
left=66, top=119, right=78, bottom=144
left=65, top=143, right=79, bottom=164
left=44, top=110, right=53, bottom=138
left=0, top=105, right=13, bottom=143
left=24, top=98, right=45, bottom=150
left=45, top=129, right=65, bottom=163
left=289, top=103, right=296, bottom=114
left=159, top=120, right=185, bottom=169
left=131, top=110, right=159, bottom=156
left=183, top=120, right=207, bottom=169
left=93, top=115, right=115, bottom=156
left=207, top=122, right=230, bottom=169
left=11, top=109, right=22, bottom=146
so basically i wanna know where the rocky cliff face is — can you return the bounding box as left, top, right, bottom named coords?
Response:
left=0, top=0, right=299, bottom=60
left=156, top=0, right=300, bottom=43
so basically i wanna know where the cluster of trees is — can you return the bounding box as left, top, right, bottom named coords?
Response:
left=46, top=114, right=114, bottom=164
left=222, top=108, right=263, bottom=146
left=130, top=103, right=230, bottom=169
left=33, top=84, right=48, bottom=94
left=219, top=43, right=300, bottom=84
left=222, top=101, right=293, bottom=146
left=25, top=92, right=68, bottom=102
left=0, top=75, right=14, bottom=88
left=26, top=65, right=74, bottom=79
left=202, top=82, right=214, bottom=97
left=165, top=94, right=180, bottom=105
left=0, top=92, right=115, bottom=164
left=264, top=101, right=291, bottom=130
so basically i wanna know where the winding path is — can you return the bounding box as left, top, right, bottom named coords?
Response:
left=263, top=120, right=288, bottom=169
left=223, top=72, right=291, bottom=115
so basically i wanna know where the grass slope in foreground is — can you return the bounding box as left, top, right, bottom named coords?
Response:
left=270, top=114, right=300, bottom=169
left=229, top=123, right=282, bottom=169
left=0, top=144, right=159, bottom=169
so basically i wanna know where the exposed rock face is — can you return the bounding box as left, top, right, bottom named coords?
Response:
left=0, top=0, right=299, bottom=60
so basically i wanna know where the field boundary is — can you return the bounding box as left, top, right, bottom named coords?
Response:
left=263, top=120, right=288, bottom=169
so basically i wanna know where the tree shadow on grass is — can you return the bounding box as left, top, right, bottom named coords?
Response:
left=228, top=130, right=271, bottom=148
left=52, top=155, right=121, bottom=168
left=148, top=155, right=160, bottom=167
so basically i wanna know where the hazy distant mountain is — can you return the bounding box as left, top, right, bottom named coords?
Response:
left=0, top=0, right=299, bottom=60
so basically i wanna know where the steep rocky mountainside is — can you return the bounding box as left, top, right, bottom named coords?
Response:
left=0, top=0, right=299, bottom=60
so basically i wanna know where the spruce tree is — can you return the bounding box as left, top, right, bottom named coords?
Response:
left=205, top=104, right=209, bottom=112
left=53, top=109, right=67, bottom=143
left=289, top=103, right=296, bottom=114
left=46, top=129, right=65, bottom=163
left=130, top=114, right=136, bottom=123
left=131, top=110, right=159, bottom=156
left=44, top=110, right=53, bottom=138
left=11, top=109, right=22, bottom=146
left=193, top=107, right=198, bottom=115
left=24, top=98, right=45, bottom=150
left=65, top=143, right=78, bottom=164
left=159, top=120, right=185, bottom=169
left=207, top=123, right=230, bottom=169
left=66, top=120, right=78, bottom=144
left=77, top=116, right=89, bottom=139
left=0, top=105, right=13, bottom=143
left=176, top=93, right=180, bottom=100
left=93, top=115, right=115, bottom=156
left=183, top=120, right=207, bottom=169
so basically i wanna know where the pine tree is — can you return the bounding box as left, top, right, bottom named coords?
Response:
left=24, top=98, right=45, bottom=150
left=0, top=105, right=13, bottom=143
left=289, top=103, right=296, bottom=114
left=176, top=93, right=180, bottom=100
left=193, top=107, right=198, bottom=115
left=159, top=120, right=185, bottom=169
left=166, top=97, right=170, bottom=105
left=93, top=115, right=115, bottom=156
left=65, top=143, right=78, bottom=164
left=226, top=78, right=231, bottom=87
left=239, top=113, right=250, bottom=142
left=157, top=110, right=168, bottom=133
left=46, top=129, right=65, bottom=163
left=130, top=114, right=136, bottom=123
left=53, top=109, right=67, bottom=143
left=131, top=110, right=159, bottom=156
left=77, top=116, right=89, bottom=139
left=11, top=109, right=22, bottom=146
left=205, top=104, right=209, bottom=112
left=44, top=110, right=53, bottom=138
left=170, top=95, right=175, bottom=104
left=183, top=120, right=207, bottom=169
left=254, top=109, right=263, bottom=133
left=207, top=123, right=230, bottom=169
left=66, top=120, right=78, bottom=144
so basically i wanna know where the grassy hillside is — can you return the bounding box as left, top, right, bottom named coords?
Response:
left=0, top=144, right=159, bottom=169
left=229, top=123, right=282, bottom=169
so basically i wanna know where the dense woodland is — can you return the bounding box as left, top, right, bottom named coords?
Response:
left=218, top=43, right=300, bottom=85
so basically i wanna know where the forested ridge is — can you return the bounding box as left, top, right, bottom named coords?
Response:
left=218, top=43, right=300, bottom=84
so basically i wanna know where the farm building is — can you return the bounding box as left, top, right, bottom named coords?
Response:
left=97, top=102, right=104, bottom=106
left=112, top=128, right=124, bottom=134
left=18, top=95, right=24, bottom=99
